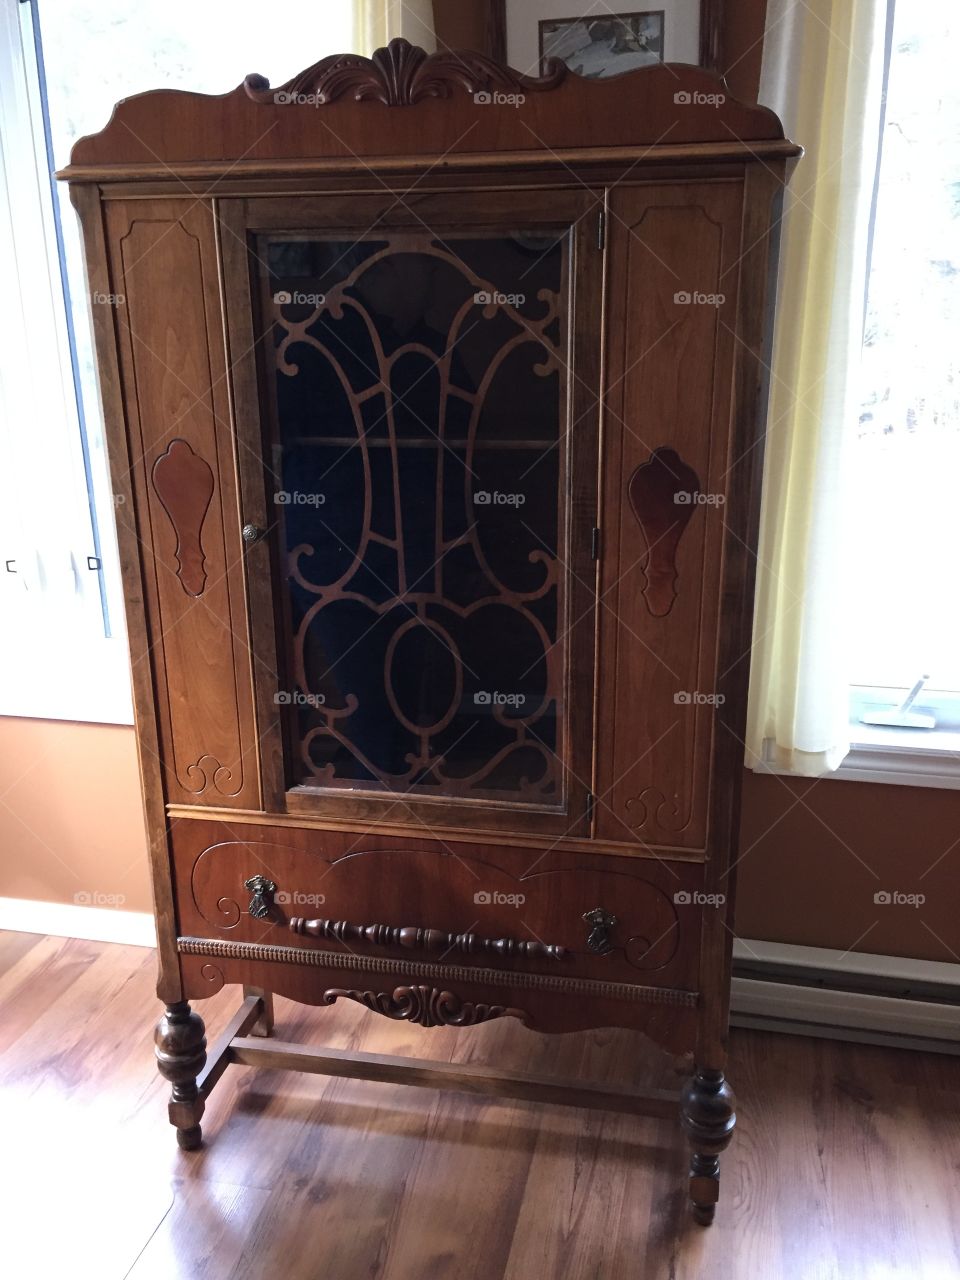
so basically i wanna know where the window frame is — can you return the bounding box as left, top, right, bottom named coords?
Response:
left=0, top=0, right=132, bottom=726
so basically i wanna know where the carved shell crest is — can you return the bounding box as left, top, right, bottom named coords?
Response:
left=244, top=37, right=567, bottom=108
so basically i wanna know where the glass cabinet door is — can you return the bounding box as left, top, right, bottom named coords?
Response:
left=239, top=193, right=601, bottom=832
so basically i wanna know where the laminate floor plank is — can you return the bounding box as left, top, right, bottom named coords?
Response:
left=1, top=932, right=959, bottom=1280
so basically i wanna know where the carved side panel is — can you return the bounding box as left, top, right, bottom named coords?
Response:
left=107, top=204, right=259, bottom=808
left=597, top=186, right=744, bottom=851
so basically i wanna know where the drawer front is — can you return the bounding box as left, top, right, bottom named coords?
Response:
left=170, top=820, right=706, bottom=996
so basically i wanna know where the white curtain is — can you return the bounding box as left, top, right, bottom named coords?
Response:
left=354, top=0, right=436, bottom=55
left=745, top=0, right=891, bottom=776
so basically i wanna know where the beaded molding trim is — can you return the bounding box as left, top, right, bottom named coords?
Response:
left=177, top=937, right=699, bottom=1009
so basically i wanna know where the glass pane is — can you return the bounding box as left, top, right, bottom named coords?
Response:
left=257, top=228, right=568, bottom=804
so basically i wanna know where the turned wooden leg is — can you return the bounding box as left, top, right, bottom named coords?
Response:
left=244, top=986, right=275, bottom=1037
left=680, top=1066, right=736, bottom=1225
left=155, top=1001, right=207, bottom=1150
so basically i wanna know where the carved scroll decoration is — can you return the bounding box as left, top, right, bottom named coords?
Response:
left=244, top=37, right=567, bottom=108
left=321, top=984, right=527, bottom=1027
left=152, top=439, right=215, bottom=597
left=628, top=446, right=701, bottom=617
left=182, top=754, right=243, bottom=800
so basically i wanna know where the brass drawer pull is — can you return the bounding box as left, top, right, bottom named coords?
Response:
left=583, top=907, right=617, bottom=956
left=289, top=915, right=566, bottom=960
left=244, top=875, right=277, bottom=919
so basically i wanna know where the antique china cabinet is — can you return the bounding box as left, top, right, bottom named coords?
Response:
left=61, top=40, right=798, bottom=1222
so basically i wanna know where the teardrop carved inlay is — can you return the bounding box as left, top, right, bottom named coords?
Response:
left=152, top=439, right=215, bottom=597
left=628, top=447, right=701, bottom=617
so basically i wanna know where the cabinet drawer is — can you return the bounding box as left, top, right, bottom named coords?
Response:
left=171, top=820, right=705, bottom=993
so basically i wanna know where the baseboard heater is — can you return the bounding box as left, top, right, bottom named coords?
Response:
left=732, top=939, right=960, bottom=1054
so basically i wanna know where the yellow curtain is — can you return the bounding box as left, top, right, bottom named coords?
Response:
left=353, top=0, right=436, bottom=55
left=745, top=0, right=889, bottom=775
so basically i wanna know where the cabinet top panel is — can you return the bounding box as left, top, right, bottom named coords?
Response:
left=59, top=39, right=799, bottom=183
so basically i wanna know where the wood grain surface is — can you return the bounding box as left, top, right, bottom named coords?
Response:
left=3, top=931, right=958, bottom=1280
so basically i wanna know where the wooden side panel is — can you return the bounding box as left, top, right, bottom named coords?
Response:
left=596, top=181, right=744, bottom=851
left=105, top=200, right=259, bottom=809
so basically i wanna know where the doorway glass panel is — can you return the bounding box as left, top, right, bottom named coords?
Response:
left=257, top=228, right=569, bottom=804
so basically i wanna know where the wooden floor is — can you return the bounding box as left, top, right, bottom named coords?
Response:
left=2, top=932, right=959, bottom=1280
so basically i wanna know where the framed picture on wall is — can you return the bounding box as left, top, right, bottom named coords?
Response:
left=539, top=13, right=665, bottom=79
left=505, top=1, right=722, bottom=78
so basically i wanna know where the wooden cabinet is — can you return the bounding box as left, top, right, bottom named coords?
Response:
left=62, top=41, right=797, bottom=1222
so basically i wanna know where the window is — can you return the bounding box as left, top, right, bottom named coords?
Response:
left=846, top=4, right=960, bottom=774
left=0, top=0, right=355, bottom=723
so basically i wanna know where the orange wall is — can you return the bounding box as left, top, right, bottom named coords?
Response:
left=0, top=718, right=151, bottom=914
left=737, top=771, right=960, bottom=963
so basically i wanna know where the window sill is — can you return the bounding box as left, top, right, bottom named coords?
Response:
left=755, top=732, right=960, bottom=790
left=833, top=735, right=960, bottom=790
